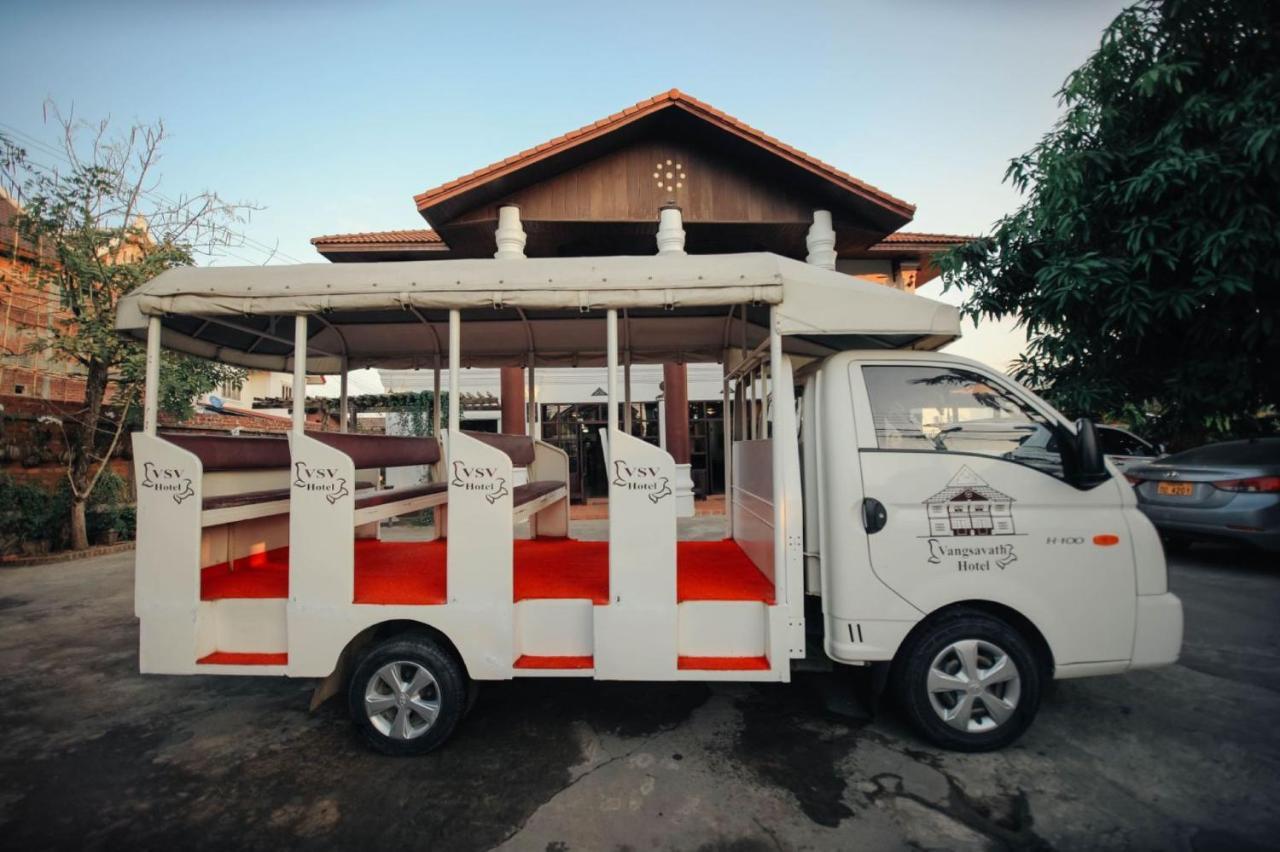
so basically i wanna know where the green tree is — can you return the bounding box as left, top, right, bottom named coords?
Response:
left=940, top=0, right=1280, bottom=448
left=1, top=108, right=251, bottom=549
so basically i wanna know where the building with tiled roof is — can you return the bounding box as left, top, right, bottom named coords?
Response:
left=304, top=90, right=972, bottom=498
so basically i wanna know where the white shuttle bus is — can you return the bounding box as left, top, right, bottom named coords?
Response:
left=117, top=252, right=1182, bottom=754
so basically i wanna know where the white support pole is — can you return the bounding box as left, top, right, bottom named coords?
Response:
left=527, top=359, right=537, bottom=438
left=432, top=356, right=442, bottom=438
left=737, top=378, right=747, bottom=445
left=338, top=358, right=349, bottom=434
left=606, top=309, right=619, bottom=437
left=448, top=310, right=461, bottom=437
left=623, top=350, right=632, bottom=434
left=769, top=305, right=785, bottom=595
left=292, top=315, right=307, bottom=435
left=143, top=315, right=161, bottom=436
left=757, top=360, right=768, bottom=437
left=746, top=368, right=754, bottom=440
left=722, top=367, right=733, bottom=537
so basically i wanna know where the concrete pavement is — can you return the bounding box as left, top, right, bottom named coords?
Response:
left=0, top=528, right=1276, bottom=850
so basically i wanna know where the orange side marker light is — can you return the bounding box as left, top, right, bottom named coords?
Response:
left=1093, top=534, right=1120, bottom=546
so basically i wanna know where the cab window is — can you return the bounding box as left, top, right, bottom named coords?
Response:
left=862, top=365, right=1067, bottom=479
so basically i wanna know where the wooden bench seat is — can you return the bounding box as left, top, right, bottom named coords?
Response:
left=512, top=480, right=568, bottom=523
left=352, top=481, right=449, bottom=526
left=466, top=432, right=569, bottom=524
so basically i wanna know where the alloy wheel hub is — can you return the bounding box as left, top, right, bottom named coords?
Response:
left=926, top=639, right=1022, bottom=733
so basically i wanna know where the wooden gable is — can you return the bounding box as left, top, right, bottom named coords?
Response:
left=417, top=90, right=914, bottom=260
left=437, top=136, right=893, bottom=259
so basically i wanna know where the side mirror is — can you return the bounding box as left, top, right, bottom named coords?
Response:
left=1072, top=418, right=1109, bottom=487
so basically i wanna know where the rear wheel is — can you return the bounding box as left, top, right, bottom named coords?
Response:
left=892, top=612, right=1043, bottom=752
left=347, top=634, right=467, bottom=755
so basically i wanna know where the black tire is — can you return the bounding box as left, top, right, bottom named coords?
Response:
left=1161, top=534, right=1193, bottom=556
left=892, top=612, right=1043, bottom=752
left=347, top=633, right=467, bottom=756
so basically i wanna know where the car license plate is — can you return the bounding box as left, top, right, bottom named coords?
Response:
left=1157, top=481, right=1194, bottom=497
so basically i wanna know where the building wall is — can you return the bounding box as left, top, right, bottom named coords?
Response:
left=835, top=258, right=895, bottom=287
left=0, top=253, right=88, bottom=402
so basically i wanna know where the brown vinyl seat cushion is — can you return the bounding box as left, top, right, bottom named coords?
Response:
left=202, top=481, right=375, bottom=512
left=354, top=481, right=447, bottom=510
left=163, top=434, right=290, bottom=471
left=164, top=432, right=440, bottom=473
left=464, top=432, right=536, bottom=466
left=308, top=432, right=441, bottom=468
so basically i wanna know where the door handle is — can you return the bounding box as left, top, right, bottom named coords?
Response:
left=862, top=497, right=888, bottom=534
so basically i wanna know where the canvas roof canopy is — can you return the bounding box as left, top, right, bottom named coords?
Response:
left=116, top=252, right=960, bottom=372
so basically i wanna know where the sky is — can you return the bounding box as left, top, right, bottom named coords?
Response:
left=1, top=0, right=1130, bottom=379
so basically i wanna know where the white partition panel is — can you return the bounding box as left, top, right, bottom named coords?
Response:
left=594, top=429, right=678, bottom=679
left=731, top=439, right=776, bottom=586
left=133, top=433, right=204, bottom=672
left=287, top=433, right=356, bottom=607
left=446, top=430, right=515, bottom=677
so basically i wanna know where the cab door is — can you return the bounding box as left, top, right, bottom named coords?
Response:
left=849, top=360, right=1137, bottom=667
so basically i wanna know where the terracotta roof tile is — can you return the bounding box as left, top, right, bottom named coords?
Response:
left=413, top=89, right=915, bottom=217
left=874, top=231, right=972, bottom=245
left=310, top=229, right=443, bottom=246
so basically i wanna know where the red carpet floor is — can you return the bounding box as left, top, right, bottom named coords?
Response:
left=200, top=538, right=773, bottom=605
left=678, top=655, right=770, bottom=671
left=196, top=651, right=288, bottom=666
left=513, top=655, right=595, bottom=669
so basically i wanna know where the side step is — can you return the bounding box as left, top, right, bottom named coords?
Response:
left=197, top=651, right=288, bottom=666
left=678, top=655, right=769, bottom=671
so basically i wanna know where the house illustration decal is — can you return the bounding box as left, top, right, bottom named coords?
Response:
left=924, top=466, right=1016, bottom=537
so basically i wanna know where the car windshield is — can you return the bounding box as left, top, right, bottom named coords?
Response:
left=1098, top=428, right=1153, bottom=457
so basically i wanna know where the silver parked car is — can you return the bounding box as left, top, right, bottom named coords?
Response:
left=1126, top=437, right=1280, bottom=553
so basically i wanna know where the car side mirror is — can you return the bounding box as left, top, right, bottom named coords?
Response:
left=1072, top=418, right=1109, bottom=487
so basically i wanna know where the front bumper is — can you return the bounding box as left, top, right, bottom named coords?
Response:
left=1130, top=593, right=1182, bottom=670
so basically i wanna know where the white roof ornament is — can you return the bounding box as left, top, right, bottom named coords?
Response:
left=494, top=205, right=527, bottom=260
left=805, top=210, right=837, bottom=270
left=656, top=204, right=686, bottom=256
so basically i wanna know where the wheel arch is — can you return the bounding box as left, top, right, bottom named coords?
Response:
left=310, top=618, right=469, bottom=711
left=894, top=599, right=1055, bottom=678
left=348, top=618, right=469, bottom=675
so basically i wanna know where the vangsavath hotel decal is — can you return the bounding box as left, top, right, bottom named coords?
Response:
left=924, top=466, right=1019, bottom=571
left=612, top=459, right=673, bottom=503
left=294, top=462, right=350, bottom=504
left=924, top=466, right=1016, bottom=537
left=140, top=462, right=194, bottom=505
left=451, top=461, right=509, bottom=504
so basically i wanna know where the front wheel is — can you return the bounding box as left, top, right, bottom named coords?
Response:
left=347, top=633, right=467, bottom=755
left=892, top=613, right=1043, bottom=752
